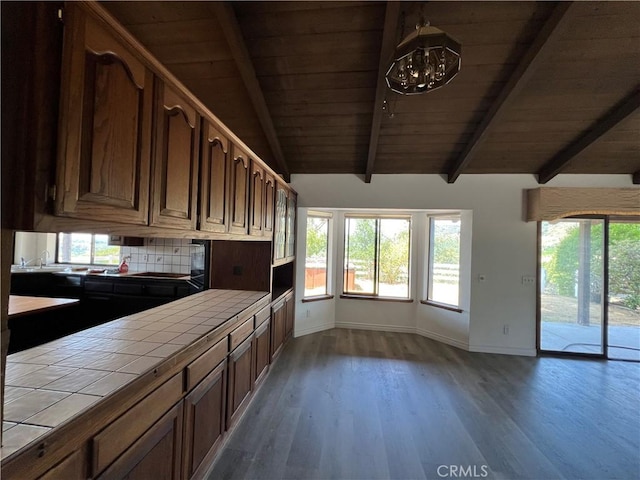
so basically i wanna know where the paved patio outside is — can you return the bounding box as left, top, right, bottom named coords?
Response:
left=541, top=322, right=640, bottom=361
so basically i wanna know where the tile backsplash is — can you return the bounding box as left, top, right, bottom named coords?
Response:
left=120, top=238, right=193, bottom=274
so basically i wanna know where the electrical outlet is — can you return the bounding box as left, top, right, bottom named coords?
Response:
left=522, top=275, right=535, bottom=285
left=503, top=325, right=509, bottom=335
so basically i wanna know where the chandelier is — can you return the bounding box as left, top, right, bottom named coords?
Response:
left=385, top=15, right=462, bottom=95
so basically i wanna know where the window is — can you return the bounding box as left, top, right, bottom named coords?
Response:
left=427, top=216, right=461, bottom=307
left=343, top=216, right=411, bottom=299
left=57, top=233, right=120, bottom=265
left=304, top=213, right=332, bottom=298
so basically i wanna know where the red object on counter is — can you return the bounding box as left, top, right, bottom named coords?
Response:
left=118, top=258, right=129, bottom=273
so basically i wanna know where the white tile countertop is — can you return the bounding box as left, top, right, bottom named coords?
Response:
left=1, top=289, right=269, bottom=460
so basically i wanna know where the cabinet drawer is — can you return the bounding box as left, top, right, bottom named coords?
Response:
left=39, top=446, right=88, bottom=480
left=92, top=373, right=183, bottom=476
left=185, top=338, right=228, bottom=391
left=229, top=317, right=253, bottom=351
left=145, top=284, right=176, bottom=297
left=254, top=305, right=270, bottom=329
left=84, top=280, right=113, bottom=293
left=113, top=283, right=144, bottom=295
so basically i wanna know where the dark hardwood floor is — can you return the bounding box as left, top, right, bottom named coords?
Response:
left=207, top=329, right=640, bottom=480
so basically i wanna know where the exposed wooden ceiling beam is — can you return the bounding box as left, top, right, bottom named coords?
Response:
left=364, top=1, right=401, bottom=184
left=446, top=2, right=575, bottom=184
left=210, top=2, right=290, bottom=181
left=538, top=87, right=640, bottom=184
left=633, top=171, right=640, bottom=185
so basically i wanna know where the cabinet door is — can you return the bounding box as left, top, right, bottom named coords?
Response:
left=249, top=160, right=265, bottom=237
left=226, top=335, right=254, bottom=429
left=273, top=184, right=288, bottom=262
left=286, top=192, right=297, bottom=259
left=253, top=319, right=271, bottom=387
left=270, top=300, right=286, bottom=360
left=96, top=402, right=183, bottom=480
left=199, top=121, right=229, bottom=233
left=285, top=292, right=295, bottom=339
left=183, top=360, right=227, bottom=480
left=229, top=145, right=250, bottom=235
left=263, top=173, right=275, bottom=238
left=56, top=4, right=152, bottom=224
left=150, top=81, right=200, bottom=230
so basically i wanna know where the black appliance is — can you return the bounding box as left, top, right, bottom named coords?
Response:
left=189, top=239, right=211, bottom=292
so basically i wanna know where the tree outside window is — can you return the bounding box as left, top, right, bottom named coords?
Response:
left=304, top=215, right=331, bottom=298
left=57, top=233, right=120, bottom=265
left=427, top=216, right=461, bottom=307
left=344, top=216, right=410, bottom=298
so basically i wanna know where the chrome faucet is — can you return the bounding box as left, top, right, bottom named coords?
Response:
left=40, top=250, right=50, bottom=268
left=20, top=256, right=39, bottom=268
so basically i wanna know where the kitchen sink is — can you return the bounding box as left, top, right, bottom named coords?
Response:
left=11, top=265, right=69, bottom=273
left=128, top=272, right=189, bottom=278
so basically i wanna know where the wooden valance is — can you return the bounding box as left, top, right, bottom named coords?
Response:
left=526, top=187, right=640, bottom=221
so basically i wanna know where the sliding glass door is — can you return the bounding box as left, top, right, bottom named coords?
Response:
left=539, top=217, right=640, bottom=361
left=607, top=219, right=640, bottom=361
left=540, top=219, right=605, bottom=355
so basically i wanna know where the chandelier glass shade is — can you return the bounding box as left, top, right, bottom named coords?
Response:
left=385, top=23, right=462, bottom=95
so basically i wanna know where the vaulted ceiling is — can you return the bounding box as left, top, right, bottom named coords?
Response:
left=102, top=1, right=640, bottom=184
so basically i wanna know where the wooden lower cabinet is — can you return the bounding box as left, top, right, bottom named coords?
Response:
left=284, top=292, right=295, bottom=339
left=271, top=299, right=286, bottom=360
left=38, top=446, right=88, bottom=480
left=253, top=319, right=271, bottom=387
left=96, top=401, right=184, bottom=480
left=226, top=335, right=254, bottom=429
left=183, top=359, right=227, bottom=480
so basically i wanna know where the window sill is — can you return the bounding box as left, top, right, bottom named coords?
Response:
left=420, top=300, right=463, bottom=313
left=340, top=294, right=413, bottom=303
left=301, top=295, right=334, bottom=303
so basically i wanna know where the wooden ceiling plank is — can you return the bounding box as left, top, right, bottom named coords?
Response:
left=446, top=2, right=576, bottom=183
left=365, top=1, right=401, bottom=183
left=537, top=87, right=640, bottom=184
left=210, top=2, right=290, bottom=180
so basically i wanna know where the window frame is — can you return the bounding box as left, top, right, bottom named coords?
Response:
left=302, top=211, right=333, bottom=301
left=56, top=233, right=121, bottom=266
left=342, top=214, right=412, bottom=300
left=425, top=214, right=462, bottom=310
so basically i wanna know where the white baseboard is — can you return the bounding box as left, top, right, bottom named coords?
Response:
left=416, top=327, right=469, bottom=351
left=334, top=321, right=415, bottom=334
left=468, top=344, right=537, bottom=357
left=294, top=321, right=335, bottom=338
left=300, top=321, right=536, bottom=357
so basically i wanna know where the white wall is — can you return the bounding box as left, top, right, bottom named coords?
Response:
left=294, top=208, right=337, bottom=336
left=13, top=232, right=56, bottom=266
left=292, top=174, right=635, bottom=356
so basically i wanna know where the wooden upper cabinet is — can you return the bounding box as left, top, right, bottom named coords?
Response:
left=286, top=192, right=297, bottom=259
left=150, top=80, right=200, bottom=230
left=263, top=173, right=275, bottom=238
left=229, top=145, right=250, bottom=235
left=55, top=4, right=152, bottom=224
left=273, top=183, right=288, bottom=262
left=200, top=121, right=229, bottom=233
left=249, top=160, right=265, bottom=237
